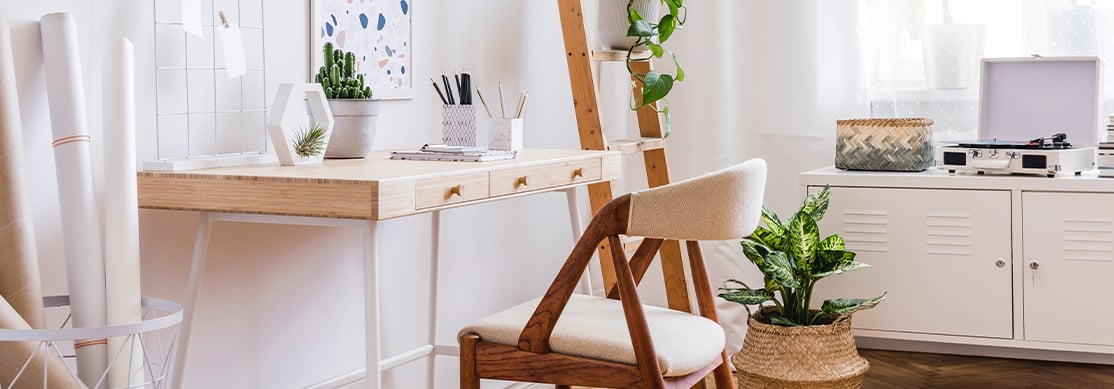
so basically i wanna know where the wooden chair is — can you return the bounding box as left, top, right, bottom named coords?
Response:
left=459, top=159, right=768, bottom=389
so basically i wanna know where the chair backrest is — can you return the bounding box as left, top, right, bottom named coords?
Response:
left=626, top=159, right=767, bottom=241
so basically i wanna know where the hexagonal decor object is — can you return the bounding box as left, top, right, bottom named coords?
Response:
left=267, top=83, right=335, bottom=166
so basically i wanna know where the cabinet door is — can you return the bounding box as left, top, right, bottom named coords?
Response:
left=1022, top=192, right=1114, bottom=346
left=811, top=187, right=1013, bottom=338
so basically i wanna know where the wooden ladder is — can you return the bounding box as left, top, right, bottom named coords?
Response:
left=556, top=0, right=692, bottom=315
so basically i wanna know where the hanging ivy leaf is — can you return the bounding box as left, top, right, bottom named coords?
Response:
left=670, top=51, right=685, bottom=82
left=647, top=42, right=664, bottom=58
left=658, top=14, right=677, bottom=43
left=640, top=71, right=673, bottom=108
left=628, top=19, right=655, bottom=37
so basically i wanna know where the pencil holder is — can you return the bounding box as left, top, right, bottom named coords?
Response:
left=488, top=118, right=524, bottom=151
left=442, top=105, right=477, bottom=147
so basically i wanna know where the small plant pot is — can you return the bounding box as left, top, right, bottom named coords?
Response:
left=325, top=99, right=381, bottom=159
left=732, top=307, right=869, bottom=388
left=597, top=0, right=660, bottom=50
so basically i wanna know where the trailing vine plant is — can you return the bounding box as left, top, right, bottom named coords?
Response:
left=626, top=0, right=686, bottom=137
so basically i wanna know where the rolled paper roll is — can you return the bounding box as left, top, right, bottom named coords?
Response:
left=0, top=296, right=87, bottom=389
left=40, top=12, right=108, bottom=386
left=0, top=0, right=45, bottom=330
left=104, top=37, right=146, bottom=388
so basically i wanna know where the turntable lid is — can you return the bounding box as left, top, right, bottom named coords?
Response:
left=979, top=57, right=1102, bottom=145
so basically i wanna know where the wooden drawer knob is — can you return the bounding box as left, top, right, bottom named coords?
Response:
left=449, top=185, right=463, bottom=197
left=573, top=168, right=584, bottom=178
left=516, top=176, right=529, bottom=187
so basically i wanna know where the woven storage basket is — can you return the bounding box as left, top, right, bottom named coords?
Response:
left=835, top=118, right=934, bottom=172
left=733, top=307, right=869, bottom=389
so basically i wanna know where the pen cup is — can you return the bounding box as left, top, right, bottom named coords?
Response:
left=442, top=105, right=477, bottom=147
left=488, top=118, right=524, bottom=151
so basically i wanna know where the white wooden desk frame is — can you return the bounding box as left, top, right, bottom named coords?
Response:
left=145, top=150, right=619, bottom=389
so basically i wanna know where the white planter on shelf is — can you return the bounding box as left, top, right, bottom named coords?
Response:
left=325, top=99, right=381, bottom=159
left=597, top=0, right=660, bottom=50
left=922, top=23, right=986, bottom=89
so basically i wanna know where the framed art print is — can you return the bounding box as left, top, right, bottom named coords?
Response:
left=310, top=0, right=413, bottom=100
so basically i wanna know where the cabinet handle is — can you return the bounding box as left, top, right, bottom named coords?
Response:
left=516, top=176, right=528, bottom=187
left=449, top=185, right=463, bottom=197
left=1029, top=261, right=1040, bottom=270
left=995, top=259, right=1006, bottom=268
left=573, top=168, right=584, bottom=178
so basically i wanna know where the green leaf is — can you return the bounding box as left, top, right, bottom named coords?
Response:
left=821, top=293, right=887, bottom=317
left=763, top=251, right=799, bottom=288
left=813, top=249, right=856, bottom=274
left=291, top=123, right=329, bottom=158
left=786, top=213, right=820, bottom=272
left=812, top=260, right=869, bottom=279
left=627, top=19, right=654, bottom=37
left=662, top=105, right=671, bottom=138
left=801, top=186, right=833, bottom=221
left=658, top=14, right=676, bottom=43
left=670, top=51, right=685, bottom=82
left=740, top=239, right=771, bottom=265
left=818, top=235, right=845, bottom=251
left=769, top=314, right=799, bottom=326
left=749, top=226, right=782, bottom=249
left=639, top=71, right=674, bottom=108
left=647, top=42, right=664, bottom=58
left=761, top=207, right=783, bottom=231
left=665, top=0, right=681, bottom=17
left=718, top=288, right=775, bottom=305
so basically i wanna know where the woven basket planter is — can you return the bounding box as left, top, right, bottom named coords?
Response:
left=733, top=307, right=869, bottom=389
left=835, top=118, right=935, bottom=172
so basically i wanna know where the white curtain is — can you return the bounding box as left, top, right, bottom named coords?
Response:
left=866, top=0, right=1114, bottom=143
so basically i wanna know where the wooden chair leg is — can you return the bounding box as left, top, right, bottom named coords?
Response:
left=460, top=333, right=481, bottom=389
left=712, top=350, right=736, bottom=389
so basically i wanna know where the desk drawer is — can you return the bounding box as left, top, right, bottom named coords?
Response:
left=490, top=165, right=551, bottom=196
left=550, top=158, right=602, bottom=186
left=415, top=172, right=490, bottom=209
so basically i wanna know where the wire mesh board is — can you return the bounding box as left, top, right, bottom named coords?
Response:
left=147, top=0, right=270, bottom=171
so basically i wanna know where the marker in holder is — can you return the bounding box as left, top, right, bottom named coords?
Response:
left=442, top=104, right=477, bottom=146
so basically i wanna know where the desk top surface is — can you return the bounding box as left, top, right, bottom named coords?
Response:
left=138, top=149, right=621, bottom=220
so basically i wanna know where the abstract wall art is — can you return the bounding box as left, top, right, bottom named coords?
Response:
left=311, top=0, right=413, bottom=99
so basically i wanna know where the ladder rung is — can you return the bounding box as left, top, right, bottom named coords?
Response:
left=591, top=50, right=650, bottom=62
left=607, top=137, right=665, bottom=154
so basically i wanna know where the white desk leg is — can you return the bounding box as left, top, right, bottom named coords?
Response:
left=427, top=211, right=442, bottom=388
left=565, top=189, right=592, bottom=295
left=363, top=221, right=382, bottom=389
left=171, top=212, right=213, bottom=389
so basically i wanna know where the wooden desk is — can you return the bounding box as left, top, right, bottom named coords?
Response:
left=139, top=149, right=621, bottom=389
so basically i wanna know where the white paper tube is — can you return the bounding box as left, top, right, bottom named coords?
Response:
left=0, top=0, right=45, bottom=330
left=40, top=12, right=108, bottom=386
left=104, top=37, right=145, bottom=389
left=0, top=296, right=86, bottom=389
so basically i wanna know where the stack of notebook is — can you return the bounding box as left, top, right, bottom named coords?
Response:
left=390, top=144, right=517, bottom=162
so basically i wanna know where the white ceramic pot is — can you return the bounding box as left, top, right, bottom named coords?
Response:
left=325, top=99, right=381, bottom=159
left=922, top=23, right=986, bottom=89
left=597, top=0, right=660, bottom=50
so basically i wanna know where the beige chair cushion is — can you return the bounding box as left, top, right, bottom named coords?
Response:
left=460, top=294, right=726, bottom=377
left=627, top=158, right=767, bottom=241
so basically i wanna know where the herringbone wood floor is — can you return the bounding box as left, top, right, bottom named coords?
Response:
left=860, top=349, right=1114, bottom=388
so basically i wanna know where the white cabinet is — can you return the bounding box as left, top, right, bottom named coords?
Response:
left=813, top=187, right=1013, bottom=338
left=800, top=167, right=1114, bottom=361
left=1022, top=192, right=1114, bottom=346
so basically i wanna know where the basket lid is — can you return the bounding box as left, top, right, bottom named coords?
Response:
left=978, top=57, right=1103, bottom=145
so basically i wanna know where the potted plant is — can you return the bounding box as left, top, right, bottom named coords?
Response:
left=597, top=0, right=686, bottom=136
left=314, top=42, right=380, bottom=159
left=719, top=186, right=886, bottom=387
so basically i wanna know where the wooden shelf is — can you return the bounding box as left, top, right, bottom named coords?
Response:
left=591, top=49, right=650, bottom=62
left=606, top=137, right=665, bottom=154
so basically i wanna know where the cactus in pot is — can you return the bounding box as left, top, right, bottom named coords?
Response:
left=315, top=42, right=380, bottom=158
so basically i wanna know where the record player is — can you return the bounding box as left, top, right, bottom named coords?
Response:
left=936, top=56, right=1102, bottom=177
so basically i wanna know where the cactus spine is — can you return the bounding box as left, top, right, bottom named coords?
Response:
left=318, top=42, right=372, bottom=99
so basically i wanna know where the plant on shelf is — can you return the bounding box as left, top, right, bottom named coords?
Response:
left=719, top=186, right=886, bottom=325
left=314, top=42, right=381, bottom=159
left=624, top=0, right=686, bottom=136
left=291, top=123, right=329, bottom=159
left=717, top=186, right=886, bottom=386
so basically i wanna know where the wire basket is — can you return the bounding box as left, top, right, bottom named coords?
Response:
left=0, top=296, right=183, bottom=389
